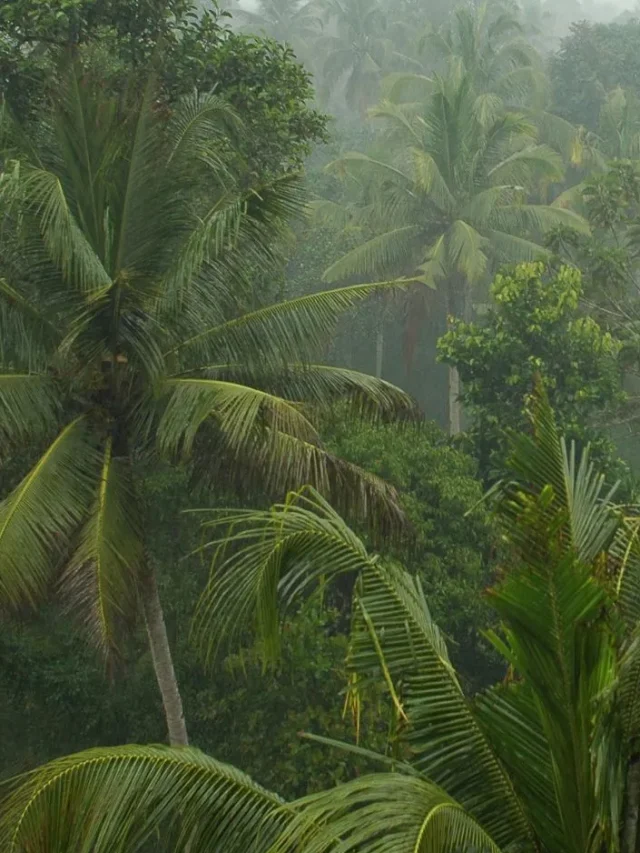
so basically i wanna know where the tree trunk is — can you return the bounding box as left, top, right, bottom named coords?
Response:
left=623, top=756, right=640, bottom=853
left=375, top=324, right=384, bottom=379
left=448, top=365, right=461, bottom=435
left=141, top=566, right=189, bottom=746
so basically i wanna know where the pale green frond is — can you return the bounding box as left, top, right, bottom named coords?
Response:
left=446, top=220, right=488, bottom=283
left=164, top=90, right=240, bottom=170
left=0, top=417, right=98, bottom=612
left=59, top=439, right=145, bottom=662
left=0, top=745, right=285, bottom=853
left=0, top=373, right=59, bottom=448
left=158, top=378, right=319, bottom=459
left=473, top=93, right=505, bottom=130
left=0, top=162, right=112, bottom=293
left=487, top=145, right=564, bottom=185
left=417, top=234, right=447, bottom=286
left=411, top=148, right=456, bottom=213
left=308, top=199, right=355, bottom=230
left=322, top=226, right=422, bottom=283
left=485, top=229, right=551, bottom=263
left=368, top=100, right=424, bottom=144
left=380, top=72, right=434, bottom=105
left=461, top=185, right=525, bottom=226
left=490, top=204, right=590, bottom=238
left=170, top=280, right=413, bottom=367
left=325, top=152, right=413, bottom=187
left=272, top=774, right=504, bottom=853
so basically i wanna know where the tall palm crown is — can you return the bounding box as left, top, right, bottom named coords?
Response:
left=236, top=0, right=322, bottom=59
left=322, top=70, right=586, bottom=314
left=317, top=0, right=393, bottom=113
left=6, top=392, right=640, bottom=852
left=0, top=62, right=414, bottom=742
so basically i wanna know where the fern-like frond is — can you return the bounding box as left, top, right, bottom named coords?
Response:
left=0, top=373, right=59, bottom=448
left=322, top=226, right=422, bottom=283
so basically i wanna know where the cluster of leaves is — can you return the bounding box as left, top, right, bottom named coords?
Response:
left=437, top=262, right=626, bottom=480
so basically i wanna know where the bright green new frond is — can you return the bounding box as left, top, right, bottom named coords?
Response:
left=0, top=417, right=98, bottom=612
left=273, top=774, right=504, bottom=853
left=0, top=745, right=285, bottom=853
left=158, top=378, right=319, bottom=459
left=60, top=439, right=145, bottom=662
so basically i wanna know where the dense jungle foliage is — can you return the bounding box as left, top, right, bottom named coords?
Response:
left=4, top=0, right=640, bottom=850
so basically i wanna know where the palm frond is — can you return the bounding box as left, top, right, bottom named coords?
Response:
left=0, top=745, right=285, bottom=852
left=490, top=204, right=590, bottom=238
left=0, top=373, right=59, bottom=449
left=272, top=774, right=504, bottom=853
left=59, top=439, right=145, bottom=662
left=0, top=162, right=112, bottom=293
left=411, top=148, right=456, bottom=213
left=157, top=377, right=319, bottom=459
left=446, top=220, right=488, bottom=283
left=170, top=280, right=413, bottom=368
left=322, top=226, right=422, bottom=283
left=0, top=417, right=98, bottom=612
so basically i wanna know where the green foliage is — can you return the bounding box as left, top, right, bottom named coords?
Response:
left=0, top=0, right=327, bottom=174
left=437, top=262, right=625, bottom=479
left=550, top=19, right=640, bottom=130
left=325, top=417, right=499, bottom=689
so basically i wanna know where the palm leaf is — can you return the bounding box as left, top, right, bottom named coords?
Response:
left=322, top=226, right=423, bottom=283
left=0, top=745, right=285, bottom=852
left=157, top=377, right=319, bottom=459
left=0, top=373, right=59, bottom=448
left=0, top=417, right=98, bottom=612
left=59, top=439, right=145, bottom=662
left=272, top=774, right=504, bottom=853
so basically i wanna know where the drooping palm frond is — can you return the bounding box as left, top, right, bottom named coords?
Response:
left=158, top=377, right=319, bottom=459
left=169, top=279, right=413, bottom=369
left=191, top=489, right=535, bottom=849
left=0, top=745, right=286, bottom=853
left=321, top=226, right=423, bottom=283
left=0, top=417, right=98, bottom=612
left=196, top=363, right=419, bottom=420
left=59, top=439, right=145, bottom=661
left=272, top=774, right=504, bottom=853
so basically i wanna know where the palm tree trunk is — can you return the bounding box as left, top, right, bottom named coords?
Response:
left=375, top=324, right=384, bottom=379
left=448, top=365, right=461, bottom=435
left=141, top=566, right=189, bottom=746
left=623, top=756, right=640, bottom=853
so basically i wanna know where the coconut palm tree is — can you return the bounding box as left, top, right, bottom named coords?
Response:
left=318, top=70, right=588, bottom=432
left=235, top=0, right=322, bottom=62
left=5, top=390, right=640, bottom=852
left=0, top=60, right=416, bottom=747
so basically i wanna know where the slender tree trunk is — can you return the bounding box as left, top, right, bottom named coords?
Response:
left=448, top=365, right=461, bottom=435
left=141, top=565, right=189, bottom=746
left=375, top=323, right=384, bottom=379
left=623, top=756, right=640, bottom=853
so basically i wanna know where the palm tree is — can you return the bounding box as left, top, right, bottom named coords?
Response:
left=235, top=0, right=322, bottom=62
left=5, top=390, right=640, bottom=851
left=0, top=61, right=416, bottom=746
left=316, top=0, right=394, bottom=115
left=319, top=71, right=587, bottom=432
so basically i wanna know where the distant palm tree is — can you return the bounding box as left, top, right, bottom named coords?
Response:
left=317, top=71, right=587, bottom=432
left=236, top=0, right=322, bottom=61
left=0, top=61, right=415, bottom=746
left=6, top=392, right=640, bottom=852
